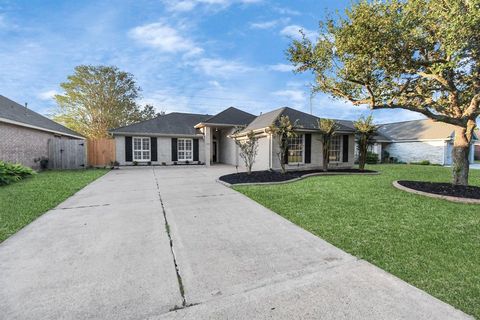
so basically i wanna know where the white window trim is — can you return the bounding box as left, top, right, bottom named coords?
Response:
left=329, top=135, right=343, bottom=163
left=287, top=134, right=305, bottom=165
left=132, top=137, right=151, bottom=162
left=178, top=138, right=193, bottom=161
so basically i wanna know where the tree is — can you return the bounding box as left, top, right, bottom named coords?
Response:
left=53, top=65, right=158, bottom=138
left=354, top=115, right=378, bottom=171
left=287, top=0, right=480, bottom=185
left=268, top=115, right=296, bottom=174
left=317, top=118, right=337, bottom=171
left=233, top=130, right=259, bottom=175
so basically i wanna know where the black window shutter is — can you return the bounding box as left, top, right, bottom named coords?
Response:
left=284, top=147, right=289, bottom=164
left=342, top=135, right=349, bottom=162
left=171, top=138, right=178, bottom=161
left=151, top=137, right=157, bottom=161
left=193, top=139, right=199, bottom=161
left=304, top=134, right=311, bottom=163
left=125, top=136, right=132, bottom=162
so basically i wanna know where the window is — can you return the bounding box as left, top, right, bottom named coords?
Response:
left=288, top=135, right=304, bottom=164
left=329, top=136, right=342, bottom=162
left=133, top=137, right=150, bottom=161
left=178, top=138, right=193, bottom=161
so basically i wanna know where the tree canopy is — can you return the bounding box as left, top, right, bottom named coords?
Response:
left=54, top=65, right=158, bottom=138
left=287, top=0, right=480, bottom=185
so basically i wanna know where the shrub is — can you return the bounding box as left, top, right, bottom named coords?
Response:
left=365, top=151, right=379, bottom=164
left=0, top=161, right=36, bottom=186
left=411, top=160, right=431, bottom=165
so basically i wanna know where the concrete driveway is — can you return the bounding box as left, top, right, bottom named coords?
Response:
left=0, top=166, right=471, bottom=319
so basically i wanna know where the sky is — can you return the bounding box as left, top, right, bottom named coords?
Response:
left=0, top=0, right=425, bottom=123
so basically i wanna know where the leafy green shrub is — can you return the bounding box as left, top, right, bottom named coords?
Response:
left=411, top=160, right=431, bottom=165
left=0, top=161, right=36, bottom=186
left=366, top=151, right=379, bottom=164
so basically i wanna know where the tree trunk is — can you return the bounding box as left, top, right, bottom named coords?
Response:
left=451, top=128, right=470, bottom=186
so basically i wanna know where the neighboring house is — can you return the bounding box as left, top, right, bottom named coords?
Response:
left=0, top=95, right=84, bottom=169
left=371, top=119, right=478, bottom=165
left=110, top=106, right=356, bottom=171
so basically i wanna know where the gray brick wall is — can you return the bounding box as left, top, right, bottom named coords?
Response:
left=0, top=122, right=73, bottom=170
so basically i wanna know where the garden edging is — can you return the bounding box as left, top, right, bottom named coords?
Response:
left=218, top=171, right=380, bottom=187
left=392, top=180, right=480, bottom=204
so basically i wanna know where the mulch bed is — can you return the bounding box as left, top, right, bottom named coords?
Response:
left=398, top=180, right=480, bottom=200
left=219, top=168, right=377, bottom=185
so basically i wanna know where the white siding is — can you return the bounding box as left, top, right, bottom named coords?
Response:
left=251, top=136, right=270, bottom=171
left=384, top=141, right=446, bottom=165
left=114, top=135, right=205, bottom=165
left=271, top=133, right=355, bottom=171
left=219, top=128, right=239, bottom=166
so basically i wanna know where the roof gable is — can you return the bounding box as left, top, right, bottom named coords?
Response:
left=0, top=95, right=82, bottom=138
left=203, top=107, right=256, bottom=126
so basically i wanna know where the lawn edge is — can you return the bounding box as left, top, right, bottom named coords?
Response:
left=392, top=180, right=480, bottom=204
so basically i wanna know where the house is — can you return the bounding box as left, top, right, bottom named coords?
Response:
left=370, top=119, right=478, bottom=165
left=110, top=106, right=356, bottom=171
left=0, top=95, right=84, bottom=169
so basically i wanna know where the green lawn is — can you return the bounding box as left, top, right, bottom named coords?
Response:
left=0, top=169, right=108, bottom=243
left=235, top=164, right=480, bottom=318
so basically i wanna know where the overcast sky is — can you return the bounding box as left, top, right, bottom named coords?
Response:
left=0, top=0, right=425, bottom=123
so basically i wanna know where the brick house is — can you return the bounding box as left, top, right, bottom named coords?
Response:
left=0, top=95, right=83, bottom=170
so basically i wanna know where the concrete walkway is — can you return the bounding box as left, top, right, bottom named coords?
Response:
left=0, top=166, right=471, bottom=319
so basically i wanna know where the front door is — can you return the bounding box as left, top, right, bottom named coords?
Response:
left=213, top=141, right=217, bottom=163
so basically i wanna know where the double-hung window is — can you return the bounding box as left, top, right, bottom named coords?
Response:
left=329, top=136, right=342, bottom=162
left=133, top=137, right=150, bottom=161
left=287, top=134, right=304, bottom=164
left=178, top=138, right=193, bottom=161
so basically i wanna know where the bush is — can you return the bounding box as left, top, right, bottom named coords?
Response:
left=366, top=151, right=379, bottom=164
left=0, top=161, right=36, bottom=186
left=411, top=160, right=431, bottom=165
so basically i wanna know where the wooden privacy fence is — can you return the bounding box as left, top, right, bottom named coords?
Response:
left=87, top=138, right=116, bottom=167
left=48, top=139, right=86, bottom=169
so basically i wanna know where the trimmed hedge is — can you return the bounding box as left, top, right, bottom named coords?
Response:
left=0, top=161, right=36, bottom=186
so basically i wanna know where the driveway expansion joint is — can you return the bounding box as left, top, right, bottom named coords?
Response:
left=153, top=168, right=188, bottom=309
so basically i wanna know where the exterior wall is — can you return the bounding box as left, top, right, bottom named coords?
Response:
left=251, top=135, right=270, bottom=171
left=114, top=135, right=205, bottom=165
left=0, top=122, right=76, bottom=170
left=271, top=132, right=355, bottom=171
left=219, top=127, right=239, bottom=166
left=475, top=144, right=480, bottom=161
left=384, top=140, right=446, bottom=165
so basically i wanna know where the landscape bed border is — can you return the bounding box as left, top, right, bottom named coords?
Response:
left=218, top=170, right=380, bottom=187
left=392, top=180, right=480, bottom=204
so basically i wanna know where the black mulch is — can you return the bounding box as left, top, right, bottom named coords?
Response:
left=220, top=168, right=377, bottom=185
left=398, top=180, right=480, bottom=200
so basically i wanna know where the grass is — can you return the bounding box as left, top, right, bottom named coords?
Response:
left=0, top=169, right=108, bottom=243
left=235, top=164, right=480, bottom=318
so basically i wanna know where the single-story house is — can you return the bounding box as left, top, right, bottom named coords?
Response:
left=0, top=95, right=84, bottom=169
left=371, top=119, right=478, bottom=165
left=110, top=106, right=356, bottom=171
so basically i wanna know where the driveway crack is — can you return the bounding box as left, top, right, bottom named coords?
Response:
left=152, top=168, right=188, bottom=309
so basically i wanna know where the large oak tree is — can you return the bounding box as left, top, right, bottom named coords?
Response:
left=54, top=65, right=158, bottom=138
left=288, top=0, right=479, bottom=185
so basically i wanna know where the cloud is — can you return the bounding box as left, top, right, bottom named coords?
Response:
left=163, top=0, right=262, bottom=12
left=268, top=63, right=294, bottom=72
left=249, top=18, right=289, bottom=30
left=273, top=89, right=306, bottom=104
left=273, top=6, right=301, bottom=16
left=128, top=22, right=203, bottom=56
left=191, top=58, right=253, bottom=77
left=37, top=90, right=59, bottom=101
left=280, top=25, right=317, bottom=41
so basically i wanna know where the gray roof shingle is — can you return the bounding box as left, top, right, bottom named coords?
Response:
left=377, top=119, right=472, bottom=141
left=242, top=107, right=355, bottom=133
left=202, top=107, right=256, bottom=126
left=110, top=112, right=212, bottom=135
left=0, top=95, right=82, bottom=138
